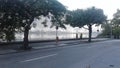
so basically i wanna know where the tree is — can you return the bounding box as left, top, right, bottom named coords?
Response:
left=66, top=7, right=106, bottom=42
left=0, top=0, right=23, bottom=42
left=99, top=20, right=120, bottom=39
left=84, top=7, right=106, bottom=42
left=111, top=9, right=120, bottom=39
left=98, top=9, right=120, bottom=39
left=65, top=10, right=85, bottom=28
left=0, top=0, right=66, bottom=49
left=98, top=21, right=112, bottom=38
left=112, top=26, right=120, bottom=39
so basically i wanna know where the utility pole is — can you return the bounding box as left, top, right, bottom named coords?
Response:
left=110, top=23, right=112, bottom=39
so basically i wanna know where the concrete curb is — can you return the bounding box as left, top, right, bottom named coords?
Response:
left=0, top=38, right=111, bottom=55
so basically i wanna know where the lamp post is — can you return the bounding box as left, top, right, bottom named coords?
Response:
left=110, top=23, right=112, bottom=39
left=109, top=20, right=113, bottom=39
left=56, top=26, right=59, bottom=44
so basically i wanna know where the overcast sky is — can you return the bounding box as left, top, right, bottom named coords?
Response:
left=58, top=0, right=120, bottom=19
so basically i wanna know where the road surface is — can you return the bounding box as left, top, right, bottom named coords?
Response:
left=0, top=39, right=120, bottom=68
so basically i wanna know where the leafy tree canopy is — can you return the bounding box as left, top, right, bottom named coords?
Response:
left=66, top=7, right=106, bottom=27
left=65, top=9, right=85, bottom=28
left=0, top=0, right=66, bottom=42
left=112, top=9, right=120, bottom=26
left=66, top=7, right=106, bottom=42
left=84, top=7, right=106, bottom=25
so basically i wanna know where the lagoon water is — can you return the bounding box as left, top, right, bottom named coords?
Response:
left=15, top=27, right=99, bottom=41
left=15, top=18, right=100, bottom=41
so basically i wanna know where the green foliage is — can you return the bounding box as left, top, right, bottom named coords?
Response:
left=5, top=31, right=15, bottom=42
left=84, top=7, right=106, bottom=25
left=0, top=0, right=66, bottom=42
left=65, top=9, right=85, bottom=28
left=112, top=9, right=120, bottom=25
left=66, top=7, right=106, bottom=42
left=99, top=22, right=111, bottom=37
left=112, top=26, right=120, bottom=35
left=112, top=9, right=120, bottom=39
left=66, top=7, right=106, bottom=27
left=100, top=22, right=120, bottom=38
left=100, top=9, right=120, bottom=39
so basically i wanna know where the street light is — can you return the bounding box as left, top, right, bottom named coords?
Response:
left=109, top=20, right=113, bottom=39
left=56, top=26, right=59, bottom=43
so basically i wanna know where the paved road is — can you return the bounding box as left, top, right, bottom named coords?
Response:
left=0, top=39, right=120, bottom=68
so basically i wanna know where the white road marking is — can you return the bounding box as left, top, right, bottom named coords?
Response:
left=60, top=44, right=81, bottom=49
left=33, top=45, right=55, bottom=49
left=20, top=54, right=57, bottom=63
left=59, top=44, right=67, bottom=46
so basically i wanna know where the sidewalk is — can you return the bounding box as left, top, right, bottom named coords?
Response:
left=0, top=38, right=110, bottom=55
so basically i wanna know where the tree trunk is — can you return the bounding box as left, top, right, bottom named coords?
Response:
left=88, top=24, right=92, bottom=42
left=22, top=18, right=34, bottom=50
left=22, top=26, right=31, bottom=50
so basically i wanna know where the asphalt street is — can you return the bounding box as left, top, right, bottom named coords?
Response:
left=0, top=39, right=120, bottom=68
